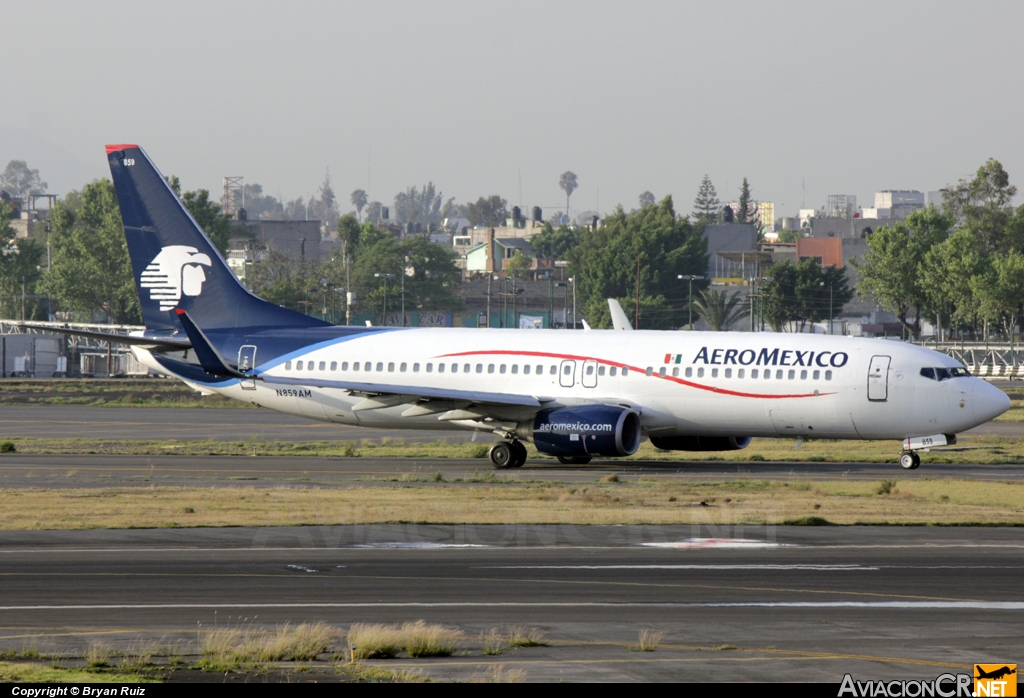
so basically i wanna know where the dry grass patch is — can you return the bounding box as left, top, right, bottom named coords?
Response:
left=199, top=622, right=336, bottom=671
left=505, top=626, right=548, bottom=648
left=348, top=621, right=461, bottom=659
left=636, top=629, right=664, bottom=652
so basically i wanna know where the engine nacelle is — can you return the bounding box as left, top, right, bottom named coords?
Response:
left=649, top=435, right=752, bottom=452
left=522, top=405, right=641, bottom=458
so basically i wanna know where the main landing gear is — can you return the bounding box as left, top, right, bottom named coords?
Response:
left=489, top=440, right=527, bottom=469
left=898, top=450, right=921, bottom=470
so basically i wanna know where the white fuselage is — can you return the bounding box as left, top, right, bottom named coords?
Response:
left=134, top=328, right=1010, bottom=442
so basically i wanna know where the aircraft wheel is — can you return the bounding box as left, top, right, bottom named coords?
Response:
left=509, top=440, right=528, bottom=468
left=556, top=455, right=593, bottom=465
left=489, top=442, right=515, bottom=469
left=899, top=450, right=921, bottom=470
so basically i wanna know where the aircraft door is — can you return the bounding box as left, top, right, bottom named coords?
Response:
left=559, top=360, right=576, bottom=388
left=867, top=355, right=890, bottom=402
left=582, top=360, right=598, bottom=388
left=238, top=345, right=257, bottom=390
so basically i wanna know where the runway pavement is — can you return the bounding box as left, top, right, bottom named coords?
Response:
left=0, top=525, right=1020, bottom=682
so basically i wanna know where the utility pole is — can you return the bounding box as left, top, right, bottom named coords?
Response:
left=486, top=275, right=492, bottom=328
left=635, top=254, right=641, bottom=329
left=548, top=277, right=554, bottom=329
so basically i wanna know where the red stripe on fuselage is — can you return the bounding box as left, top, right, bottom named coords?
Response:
left=435, top=349, right=832, bottom=400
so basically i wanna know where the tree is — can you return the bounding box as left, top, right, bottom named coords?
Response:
left=504, top=249, right=533, bottom=278
left=314, top=169, right=340, bottom=228
left=0, top=202, right=45, bottom=319
left=638, top=191, right=656, bottom=208
left=365, top=201, right=384, bottom=224
left=566, top=195, right=708, bottom=330
left=239, top=183, right=284, bottom=220
left=943, top=159, right=1018, bottom=252
left=559, top=171, right=578, bottom=219
left=168, top=176, right=235, bottom=255
left=692, top=175, right=720, bottom=221
left=350, top=189, right=368, bottom=222
left=851, top=206, right=953, bottom=338
left=692, top=288, right=749, bottom=331
left=975, top=251, right=1024, bottom=339
left=921, top=228, right=987, bottom=337
left=351, top=236, right=462, bottom=321
left=393, top=183, right=443, bottom=225
left=762, top=258, right=854, bottom=332
left=45, top=180, right=141, bottom=324
left=737, top=177, right=752, bottom=223
left=777, top=229, right=802, bottom=243
left=529, top=223, right=583, bottom=260
left=0, top=160, right=47, bottom=197
left=466, top=195, right=509, bottom=227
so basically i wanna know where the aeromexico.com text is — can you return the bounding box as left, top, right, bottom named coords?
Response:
left=537, top=423, right=614, bottom=433
left=692, top=347, right=850, bottom=368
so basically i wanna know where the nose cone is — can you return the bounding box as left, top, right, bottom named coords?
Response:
left=973, top=380, right=1011, bottom=424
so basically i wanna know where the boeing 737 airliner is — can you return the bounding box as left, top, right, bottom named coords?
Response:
left=33, top=145, right=1011, bottom=470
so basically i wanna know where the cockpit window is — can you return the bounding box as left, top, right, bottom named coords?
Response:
left=920, top=366, right=970, bottom=381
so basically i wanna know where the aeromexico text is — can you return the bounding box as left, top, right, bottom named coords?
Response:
left=690, top=347, right=850, bottom=368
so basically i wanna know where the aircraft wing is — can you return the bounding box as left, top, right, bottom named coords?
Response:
left=259, top=374, right=543, bottom=408
left=14, top=322, right=191, bottom=350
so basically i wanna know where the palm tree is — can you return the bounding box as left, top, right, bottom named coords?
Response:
left=350, top=189, right=368, bottom=222
left=692, top=288, right=750, bottom=331
left=559, top=171, right=578, bottom=221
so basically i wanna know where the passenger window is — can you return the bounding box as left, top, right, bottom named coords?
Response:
left=426, top=363, right=433, bottom=373
left=685, top=367, right=692, bottom=378
left=657, top=367, right=665, bottom=377
left=464, top=364, right=471, bottom=373
left=765, top=370, right=770, bottom=380
left=477, top=364, right=483, bottom=373
left=711, top=368, right=718, bottom=378
left=296, top=361, right=304, bottom=370
left=376, top=362, right=384, bottom=372
left=738, top=369, right=744, bottom=379
left=599, top=366, right=606, bottom=376
left=524, top=365, right=531, bottom=375
left=341, top=362, right=348, bottom=371
left=319, top=361, right=326, bottom=371
left=563, top=365, right=572, bottom=375
left=645, top=367, right=653, bottom=376
left=330, top=361, right=337, bottom=371
left=413, top=363, right=420, bottom=372
left=825, top=370, right=833, bottom=380
left=751, top=369, right=758, bottom=378
left=400, top=362, right=407, bottom=372
left=800, top=369, right=807, bottom=380
left=451, top=364, right=458, bottom=373
left=776, top=370, right=783, bottom=379
left=388, top=362, right=395, bottom=372
left=438, top=363, right=445, bottom=373
left=285, top=361, right=292, bottom=370
left=788, top=370, right=795, bottom=380
left=610, top=366, right=618, bottom=376
left=550, top=365, right=557, bottom=375
left=488, top=364, right=495, bottom=373
left=364, top=362, right=371, bottom=371
left=671, top=367, right=678, bottom=377
left=512, top=365, right=518, bottom=374
left=352, top=362, right=360, bottom=371
left=622, top=367, right=629, bottom=376
left=500, top=364, right=506, bottom=374
left=697, top=367, right=704, bottom=378
left=813, top=370, right=820, bottom=380
left=724, top=368, right=732, bottom=378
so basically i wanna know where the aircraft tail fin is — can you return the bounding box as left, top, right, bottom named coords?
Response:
left=608, top=299, right=633, bottom=331
left=105, top=144, right=330, bottom=332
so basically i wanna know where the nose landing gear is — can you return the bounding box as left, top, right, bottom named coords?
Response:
left=898, top=450, right=921, bottom=470
left=489, top=440, right=527, bottom=469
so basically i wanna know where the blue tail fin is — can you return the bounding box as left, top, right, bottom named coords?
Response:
left=106, top=144, right=330, bottom=332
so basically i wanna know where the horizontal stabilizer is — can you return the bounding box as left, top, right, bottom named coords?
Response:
left=15, top=323, right=191, bottom=350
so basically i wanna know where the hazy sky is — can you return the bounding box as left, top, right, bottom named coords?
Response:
left=3, top=1, right=1022, bottom=219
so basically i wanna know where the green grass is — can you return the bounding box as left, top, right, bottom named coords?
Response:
left=0, top=661, right=155, bottom=683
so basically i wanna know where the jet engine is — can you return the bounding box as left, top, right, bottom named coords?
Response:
left=520, top=405, right=641, bottom=458
left=649, top=435, right=752, bottom=451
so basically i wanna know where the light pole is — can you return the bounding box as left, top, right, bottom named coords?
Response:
left=555, top=282, right=567, bottom=328
left=820, top=280, right=834, bottom=334
left=677, top=274, right=705, bottom=330
left=568, top=276, right=576, bottom=329
left=374, top=273, right=394, bottom=325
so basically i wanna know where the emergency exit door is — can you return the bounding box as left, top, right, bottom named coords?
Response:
left=238, top=345, right=257, bottom=390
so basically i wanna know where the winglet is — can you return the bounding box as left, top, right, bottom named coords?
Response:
left=173, top=309, right=246, bottom=378
left=608, top=299, right=633, bottom=331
